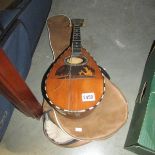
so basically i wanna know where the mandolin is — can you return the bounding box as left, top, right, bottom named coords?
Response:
left=43, top=19, right=105, bottom=117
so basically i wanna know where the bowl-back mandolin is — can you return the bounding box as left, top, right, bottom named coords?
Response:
left=43, top=19, right=105, bottom=117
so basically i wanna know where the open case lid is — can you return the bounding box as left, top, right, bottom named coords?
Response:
left=0, top=48, right=43, bottom=119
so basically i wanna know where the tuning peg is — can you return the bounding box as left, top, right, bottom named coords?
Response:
left=82, top=21, right=86, bottom=27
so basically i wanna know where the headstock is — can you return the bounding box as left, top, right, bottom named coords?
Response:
left=72, top=19, right=84, bottom=27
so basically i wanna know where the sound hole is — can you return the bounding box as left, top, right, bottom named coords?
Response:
left=65, top=56, right=87, bottom=66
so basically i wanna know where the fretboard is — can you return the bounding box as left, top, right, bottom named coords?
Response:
left=72, top=25, right=81, bottom=56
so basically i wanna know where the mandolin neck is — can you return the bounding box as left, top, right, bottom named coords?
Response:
left=72, top=24, right=82, bottom=56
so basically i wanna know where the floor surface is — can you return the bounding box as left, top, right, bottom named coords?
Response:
left=0, top=0, right=155, bottom=154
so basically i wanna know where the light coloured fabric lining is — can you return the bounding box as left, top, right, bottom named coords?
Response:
left=43, top=112, right=75, bottom=145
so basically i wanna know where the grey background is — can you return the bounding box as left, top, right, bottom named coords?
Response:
left=0, top=0, right=155, bottom=154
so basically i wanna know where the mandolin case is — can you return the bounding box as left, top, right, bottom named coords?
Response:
left=42, top=15, right=128, bottom=145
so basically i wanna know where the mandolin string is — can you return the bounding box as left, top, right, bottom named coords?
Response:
left=67, top=21, right=74, bottom=113
left=74, top=21, right=83, bottom=113
left=68, top=55, right=72, bottom=114
left=70, top=21, right=78, bottom=114
left=74, top=23, right=81, bottom=113
left=75, top=24, right=80, bottom=112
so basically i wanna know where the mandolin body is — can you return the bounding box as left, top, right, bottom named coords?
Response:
left=45, top=47, right=104, bottom=116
